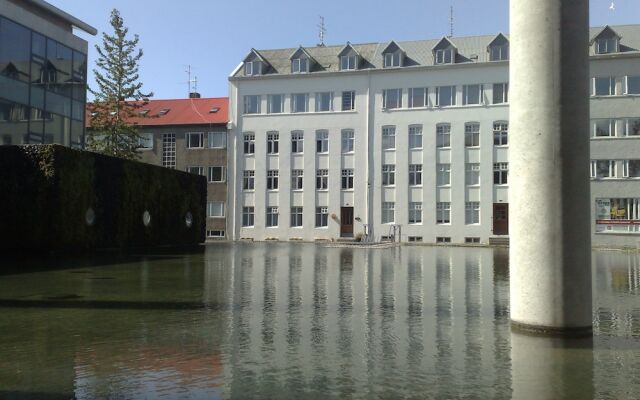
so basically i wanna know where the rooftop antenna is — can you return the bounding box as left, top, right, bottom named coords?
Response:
left=317, top=16, right=326, bottom=47
left=449, top=5, right=454, bottom=38
left=609, top=1, right=615, bottom=11
left=186, top=65, right=197, bottom=96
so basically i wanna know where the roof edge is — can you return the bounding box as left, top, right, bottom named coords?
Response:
left=23, top=0, right=97, bottom=35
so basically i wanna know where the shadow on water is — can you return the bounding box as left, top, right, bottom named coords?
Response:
left=0, top=298, right=224, bottom=311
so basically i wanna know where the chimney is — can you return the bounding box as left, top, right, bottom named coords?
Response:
left=189, top=92, right=201, bottom=99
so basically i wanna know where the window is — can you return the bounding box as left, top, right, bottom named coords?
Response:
left=243, top=95, right=260, bottom=114
left=341, top=129, right=354, bottom=152
left=316, top=130, right=329, bottom=153
left=465, top=237, right=481, bottom=244
left=593, top=119, right=615, bottom=137
left=493, top=122, right=508, bottom=146
left=409, top=125, right=423, bottom=149
left=245, top=60, right=261, bottom=76
left=435, top=48, right=454, bottom=64
left=437, top=202, right=451, bottom=224
left=383, top=89, right=402, bottom=109
left=626, top=76, right=640, bottom=95
left=208, top=166, right=226, bottom=182
left=465, top=123, right=480, bottom=147
left=625, top=118, right=640, bottom=136
left=594, top=77, right=615, bottom=96
left=243, top=170, right=255, bottom=190
left=208, top=201, right=225, bottom=218
left=341, top=169, right=354, bottom=189
left=316, top=207, right=329, bottom=227
left=493, top=83, right=509, bottom=104
left=162, top=134, right=176, bottom=168
left=291, top=169, right=304, bottom=190
left=465, top=202, right=480, bottom=224
left=382, top=202, right=395, bottom=223
left=291, top=93, right=308, bottom=113
left=267, top=170, right=279, bottom=190
left=291, top=58, right=309, bottom=73
left=187, top=132, right=204, bottom=148
left=138, top=133, right=153, bottom=149
left=409, top=164, right=422, bottom=186
left=409, top=202, right=422, bottom=224
left=342, top=91, right=356, bottom=111
left=436, top=86, right=456, bottom=107
left=463, top=85, right=483, bottom=105
left=291, top=207, right=303, bottom=227
left=243, top=133, right=255, bottom=154
left=494, top=163, right=509, bottom=184
left=207, top=230, right=225, bottom=238
left=591, top=160, right=615, bottom=178
left=384, top=52, right=401, bottom=67
left=316, top=169, right=328, bottom=190
left=626, top=160, right=640, bottom=178
left=466, top=163, right=480, bottom=186
left=436, top=124, right=451, bottom=148
left=490, top=44, right=509, bottom=61
left=341, top=55, right=357, bottom=70
left=408, top=88, right=427, bottom=108
left=267, top=132, right=279, bottom=153
left=266, top=207, right=279, bottom=227
left=382, top=126, right=396, bottom=150
left=382, top=164, right=395, bottom=186
left=267, top=94, right=284, bottom=113
left=208, top=132, right=226, bottom=148
left=188, top=166, right=204, bottom=176
left=437, top=164, right=451, bottom=186
left=596, top=38, right=618, bottom=54
left=291, top=131, right=304, bottom=153
left=242, top=206, right=255, bottom=227
left=408, top=236, right=423, bottom=242
left=316, top=92, right=333, bottom=112
left=436, top=237, right=452, bottom=244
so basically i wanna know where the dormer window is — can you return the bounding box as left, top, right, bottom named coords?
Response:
left=340, top=55, right=357, bottom=70
left=384, top=52, right=401, bottom=67
left=291, top=58, right=308, bottom=73
left=490, top=44, right=509, bottom=61
left=245, top=60, right=262, bottom=76
left=596, top=38, right=618, bottom=54
left=435, top=49, right=454, bottom=64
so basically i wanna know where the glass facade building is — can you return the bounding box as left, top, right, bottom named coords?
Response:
left=0, top=15, right=87, bottom=147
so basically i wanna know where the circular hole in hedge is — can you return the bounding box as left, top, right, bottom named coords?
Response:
left=143, top=211, right=151, bottom=227
left=185, top=212, right=193, bottom=228
left=85, top=208, right=95, bottom=226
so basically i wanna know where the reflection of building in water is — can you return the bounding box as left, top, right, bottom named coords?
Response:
left=222, top=243, right=510, bottom=398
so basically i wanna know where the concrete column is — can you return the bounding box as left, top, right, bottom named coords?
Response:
left=509, top=0, right=592, bottom=334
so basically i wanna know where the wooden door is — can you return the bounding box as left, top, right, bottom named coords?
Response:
left=340, top=207, right=354, bottom=236
left=493, top=203, right=509, bottom=235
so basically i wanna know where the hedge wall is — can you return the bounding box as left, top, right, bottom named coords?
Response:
left=0, top=145, right=206, bottom=253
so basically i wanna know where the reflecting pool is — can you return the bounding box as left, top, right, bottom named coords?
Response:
left=1, top=243, right=639, bottom=399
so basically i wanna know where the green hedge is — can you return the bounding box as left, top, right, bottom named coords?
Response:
left=0, top=145, right=206, bottom=253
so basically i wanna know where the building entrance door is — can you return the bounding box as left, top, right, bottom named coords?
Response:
left=340, top=207, right=354, bottom=237
left=493, top=203, right=509, bottom=235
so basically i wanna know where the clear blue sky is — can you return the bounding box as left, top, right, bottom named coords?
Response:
left=49, top=0, right=639, bottom=100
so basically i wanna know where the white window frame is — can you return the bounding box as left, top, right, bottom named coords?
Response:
left=437, top=163, right=451, bottom=186
left=463, top=85, right=483, bottom=105
left=291, top=93, right=309, bottom=113
left=382, top=202, right=395, bottom=224
left=382, top=164, right=396, bottom=186
left=591, top=160, right=615, bottom=179
left=291, top=207, right=303, bottom=227
left=315, top=92, right=333, bottom=112
left=595, top=38, right=618, bottom=54
left=436, top=123, right=451, bottom=148
left=243, top=133, right=255, bottom=154
left=465, top=202, right=480, bottom=225
left=382, top=126, right=396, bottom=150
left=465, top=123, right=480, bottom=147
left=340, top=54, right=357, bottom=70
left=242, top=206, right=255, bottom=227
left=409, top=164, right=422, bottom=186
left=626, top=76, right=640, bottom=95
left=186, top=132, right=204, bottom=149
left=208, top=131, right=226, bottom=149
left=409, top=202, right=422, bottom=224
left=138, top=132, right=153, bottom=150
left=489, top=44, right=509, bottom=61
left=341, top=129, right=354, bottom=153
left=208, top=201, right=225, bottom=218
left=593, top=77, right=616, bottom=96
left=341, top=91, right=355, bottom=111
left=316, top=169, right=329, bottom=190
left=384, top=52, right=401, bottom=68
left=243, top=170, right=255, bottom=190
left=267, top=131, right=279, bottom=154
left=266, top=206, right=279, bottom=227
left=435, top=48, right=453, bottom=64
left=625, top=118, right=640, bottom=137
left=593, top=119, right=616, bottom=138
left=466, top=163, right=480, bottom=186
left=243, top=95, right=261, bottom=114
left=436, top=86, right=456, bottom=107
left=187, top=166, right=204, bottom=176
left=267, top=170, right=279, bottom=190
left=316, top=130, right=329, bottom=153
left=408, top=88, right=427, bottom=108
left=341, top=169, right=354, bottom=190
left=409, top=125, right=423, bottom=149
left=492, top=83, right=509, bottom=104
left=315, top=206, right=329, bottom=227
left=291, top=131, right=304, bottom=153
left=493, top=162, right=509, bottom=185
left=267, top=94, right=284, bottom=114
left=626, top=160, right=640, bottom=178
left=383, top=88, right=402, bottom=109
left=208, top=166, right=226, bottom=183
left=436, top=202, right=451, bottom=224
left=245, top=60, right=261, bottom=76
left=493, top=122, right=508, bottom=146
left=291, top=58, right=308, bottom=73
left=291, top=169, right=304, bottom=190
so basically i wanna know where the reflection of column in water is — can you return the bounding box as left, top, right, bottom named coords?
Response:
left=463, top=254, right=482, bottom=390
left=511, top=333, right=594, bottom=400
left=377, top=252, right=399, bottom=396
left=284, top=254, right=304, bottom=393
left=337, top=248, right=355, bottom=397
left=492, top=248, right=511, bottom=395
left=406, top=254, right=424, bottom=371
left=434, top=253, right=453, bottom=396
left=310, top=252, right=328, bottom=389
left=364, top=249, right=376, bottom=395
left=261, top=257, right=276, bottom=349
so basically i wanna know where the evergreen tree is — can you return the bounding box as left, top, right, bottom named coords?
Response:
left=86, top=9, right=152, bottom=160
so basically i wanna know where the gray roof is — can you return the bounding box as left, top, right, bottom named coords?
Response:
left=232, top=24, right=640, bottom=78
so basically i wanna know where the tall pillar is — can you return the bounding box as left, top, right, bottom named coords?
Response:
left=509, top=0, right=592, bottom=334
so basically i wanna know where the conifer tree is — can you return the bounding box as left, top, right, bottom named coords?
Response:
left=86, top=9, right=152, bottom=160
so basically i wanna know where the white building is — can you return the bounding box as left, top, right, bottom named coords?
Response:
left=228, top=25, right=640, bottom=247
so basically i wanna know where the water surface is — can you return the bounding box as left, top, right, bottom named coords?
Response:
left=1, top=243, right=639, bottom=399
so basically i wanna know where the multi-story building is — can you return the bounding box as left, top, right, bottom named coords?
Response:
left=88, top=95, right=230, bottom=240
left=1, top=0, right=96, bottom=147
left=228, top=25, right=640, bottom=247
